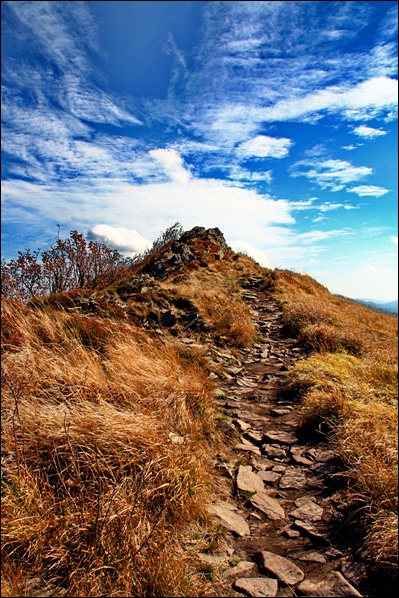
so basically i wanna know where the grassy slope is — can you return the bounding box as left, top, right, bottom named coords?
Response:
left=1, top=252, right=259, bottom=597
left=1, top=250, right=397, bottom=595
left=269, top=269, right=398, bottom=568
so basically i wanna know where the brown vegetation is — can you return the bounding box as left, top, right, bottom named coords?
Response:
left=272, top=269, right=398, bottom=568
left=1, top=229, right=397, bottom=595
left=1, top=297, right=231, bottom=597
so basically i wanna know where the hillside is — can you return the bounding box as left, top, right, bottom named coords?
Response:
left=354, top=298, right=398, bottom=315
left=1, top=226, right=397, bottom=597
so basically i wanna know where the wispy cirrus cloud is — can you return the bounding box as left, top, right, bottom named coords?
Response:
left=290, top=159, right=372, bottom=192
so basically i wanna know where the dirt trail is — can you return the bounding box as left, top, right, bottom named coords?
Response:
left=207, top=276, right=371, bottom=597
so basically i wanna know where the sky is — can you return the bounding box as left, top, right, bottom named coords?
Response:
left=1, top=1, right=398, bottom=302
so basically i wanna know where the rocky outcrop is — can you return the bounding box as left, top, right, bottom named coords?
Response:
left=142, top=226, right=232, bottom=280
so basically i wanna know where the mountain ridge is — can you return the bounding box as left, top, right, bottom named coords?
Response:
left=1, top=225, right=397, bottom=597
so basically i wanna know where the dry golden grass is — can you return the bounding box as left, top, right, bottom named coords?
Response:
left=1, top=298, right=230, bottom=597
left=167, top=271, right=256, bottom=348
left=272, top=270, right=398, bottom=567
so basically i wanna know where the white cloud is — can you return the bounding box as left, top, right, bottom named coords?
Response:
left=353, top=125, right=387, bottom=139
left=237, top=135, right=293, bottom=159
left=348, top=185, right=389, bottom=197
left=149, top=148, right=191, bottom=184
left=230, top=240, right=271, bottom=268
left=87, top=224, right=151, bottom=256
left=1, top=175, right=295, bottom=252
left=290, top=159, right=372, bottom=192
left=253, top=77, right=398, bottom=123
left=391, top=236, right=398, bottom=246
left=341, top=144, right=357, bottom=151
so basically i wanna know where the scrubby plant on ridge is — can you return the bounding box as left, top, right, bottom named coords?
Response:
left=1, top=223, right=185, bottom=303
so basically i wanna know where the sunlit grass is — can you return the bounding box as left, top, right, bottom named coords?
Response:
left=273, top=270, right=398, bottom=567
left=1, top=298, right=230, bottom=596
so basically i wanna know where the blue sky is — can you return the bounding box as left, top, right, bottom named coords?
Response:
left=1, top=1, right=398, bottom=301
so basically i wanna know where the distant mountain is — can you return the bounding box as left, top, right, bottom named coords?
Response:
left=355, top=298, right=398, bottom=314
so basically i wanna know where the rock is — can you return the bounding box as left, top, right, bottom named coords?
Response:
left=222, top=560, right=257, bottom=580
left=257, top=470, right=281, bottom=484
left=291, top=454, right=313, bottom=466
left=237, top=465, right=265, bottom=494
left=289, top=499, right=324, bottom=522
left=296, top=551, right=327, bottom=564
left=227, top=366, right=243, bottom=375
left=245, top=430, right=263, bottom=445
left=263, top=430, right=298, bottom=445
left=206, top=501, right=250, bottom=537
left=272, top=464, right=286, bottom=473
left=307, top=448, right=337, bottom=462
left=292, top=520, right=329, bottom=544
left=290, top=448, right=314, bottom=466
left=279, top=467, right=307, bottom=489
left=325, top=548, right=344, bottom=559
left=257, top=551, right=305, bottom=585
left=234, top=443, right=262, bottom=457
left=263, top=445, right=287, bottom=459
left=233, top=577, right=278, bottom=597
left=284, top=529, right=300, bottom=539
left=270, top=408, right=292, bottom=416
left=251, top=457, right=275, bottom=471
left=235, top=419, right=252, bottom=432
left=310, top=461, right=339, bottom=475
left=297, top=571, right=362, bottom=596
left=250, top=491, right=285, bottom=520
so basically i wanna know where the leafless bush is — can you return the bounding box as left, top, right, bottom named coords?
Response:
left=1, top=225, right=185, bottom=303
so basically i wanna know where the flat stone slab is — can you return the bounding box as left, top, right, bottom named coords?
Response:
left=263, top=430, right=298, bottom=445
left=257, top=550, right=305, bottom=585
left=289, top=499, right=324, bottom=522
left=233, top=577, right=278, bottom=597
left=250, top=491, right=285, bottom=520
left=245, top=430, right=263, bottom=444
left=279, top=466, right=307, bottom=489
left=222, top=560, right=257, bottom=580
left=206, top=501, right=250, bottom=537
left=297, top=571, right=362, bottom=596
left=237, top=465, right=265, bottom=494
left=258, top=470, right=281, bottom=484
left=234, top=443, right=262, bottom=457
left=270, top=408, right=292, bottom=416
left=296, top=551, right=327, bottom=564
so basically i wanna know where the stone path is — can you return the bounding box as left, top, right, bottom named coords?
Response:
left=204, top=276, right=367, bottom=597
